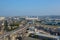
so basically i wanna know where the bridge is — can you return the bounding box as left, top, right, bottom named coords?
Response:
left=27, top=30, right=60, bottom=40
left=35, top=32, right=60, bottom=40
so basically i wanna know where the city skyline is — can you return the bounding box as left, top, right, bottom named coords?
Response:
left=0, top=0, right=60, bottom=16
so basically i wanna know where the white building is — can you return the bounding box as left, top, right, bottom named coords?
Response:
left=0, top=17, right=5, bottom=21
left=25, top=16, right=38, bottom=20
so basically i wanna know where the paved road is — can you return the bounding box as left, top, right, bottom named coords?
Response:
left=0, top=25, right=28, bottom=39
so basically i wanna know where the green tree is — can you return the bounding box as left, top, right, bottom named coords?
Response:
left=4, top=20, right=8, bottom=31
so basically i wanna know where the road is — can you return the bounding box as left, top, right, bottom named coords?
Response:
left=0, top=25, right=28, bottom=39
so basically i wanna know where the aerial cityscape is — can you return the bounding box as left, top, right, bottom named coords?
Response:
left=0, top=0, right=60, bottom=40
left=0, top=16, right=60, bottom=40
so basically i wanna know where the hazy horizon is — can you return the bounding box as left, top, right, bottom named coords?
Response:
left=0, top=0, right=60, bottom=16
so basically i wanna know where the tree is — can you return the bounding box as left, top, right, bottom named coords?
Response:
left=4, top=20, right=8, bottom=31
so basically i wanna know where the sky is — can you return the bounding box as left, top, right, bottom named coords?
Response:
left=0, top=0, right=60, bottom=16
